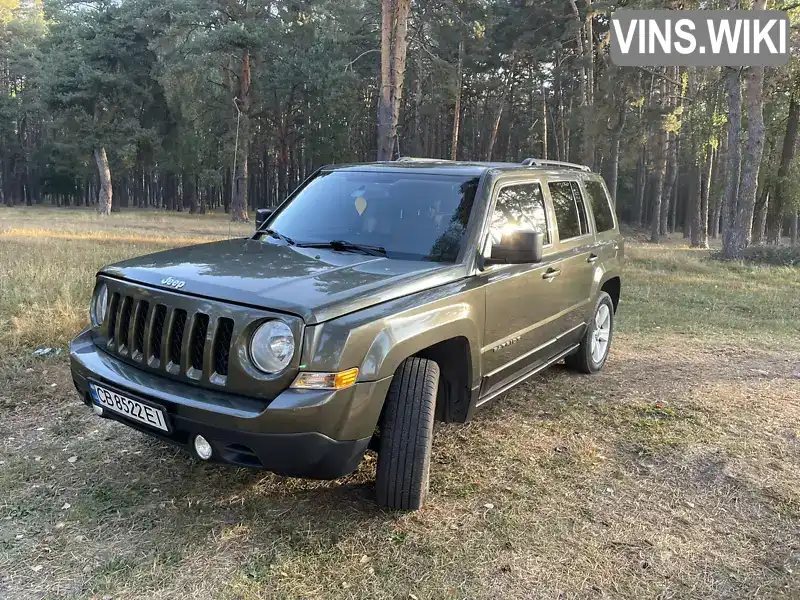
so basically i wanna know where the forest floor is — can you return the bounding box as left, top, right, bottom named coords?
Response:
left=1, top=207, right=799, bottom=600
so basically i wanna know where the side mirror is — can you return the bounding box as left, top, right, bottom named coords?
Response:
left=485, top=230, right=544, bottom=265
left=255, top=208, right=273, bottom=230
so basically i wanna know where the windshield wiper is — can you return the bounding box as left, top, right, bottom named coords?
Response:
left=297, top=239, right=387, bottom=257
left=262, top=228, right=295, bottom=246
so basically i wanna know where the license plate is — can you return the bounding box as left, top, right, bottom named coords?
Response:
left=90, top=383, right=169, bottom=432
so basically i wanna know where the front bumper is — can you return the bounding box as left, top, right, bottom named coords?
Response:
left=70, top=328, right=392, bottom=479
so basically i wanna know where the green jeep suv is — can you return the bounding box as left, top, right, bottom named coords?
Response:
left=70, top=158, right=623, bottom=510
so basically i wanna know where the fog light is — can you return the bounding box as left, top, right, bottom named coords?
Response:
left=91, top=404, right=103, bottom=416
left=194, top=434, right=213, bottom=460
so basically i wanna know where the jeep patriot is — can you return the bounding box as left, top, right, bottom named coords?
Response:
left=70, top=158, right=623, bottom=510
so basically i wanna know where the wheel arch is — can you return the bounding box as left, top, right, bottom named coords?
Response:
left=415, top=336, right=474, bottom=423
left=362, top=314, right=480, bottom=425
left=600, top=275, right=621, bottom=312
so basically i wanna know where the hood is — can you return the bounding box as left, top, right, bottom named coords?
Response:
left=100, top=238, right=466, bottom=323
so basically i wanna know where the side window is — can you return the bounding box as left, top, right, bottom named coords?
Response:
left=584, top=180, right=616, bottom=232
left=570, top=182, right=590, bottom=235
left=489, top=182, right=550, bottom=245
left=549, top=181, right=590, bottom=241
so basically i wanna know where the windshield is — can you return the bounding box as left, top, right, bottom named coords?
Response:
left=261, top=170, right=480, bottom=262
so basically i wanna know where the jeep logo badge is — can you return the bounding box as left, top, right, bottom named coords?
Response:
left=160, top=277, right=186, bottom=289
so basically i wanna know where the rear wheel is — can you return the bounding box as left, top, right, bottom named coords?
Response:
left=566, top=291, right=614, bottom=374
left=375, top=357, right=439, bottom=510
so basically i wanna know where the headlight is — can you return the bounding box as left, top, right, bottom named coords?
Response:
left=91, top=283, right=109, bottom=327
left=249, top=320, right=295, bottom=373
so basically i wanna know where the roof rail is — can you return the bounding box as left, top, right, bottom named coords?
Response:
left=395, top=156, right=453, bottom=162
left=521, top=158, right=591, bottom=172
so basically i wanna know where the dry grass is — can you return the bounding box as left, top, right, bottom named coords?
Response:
left=1, top=207, right=799, bottom=599
left=0, top=207, right=252, bottom=351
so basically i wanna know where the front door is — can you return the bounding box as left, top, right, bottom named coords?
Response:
left=480, top=180, right=565, bottom=397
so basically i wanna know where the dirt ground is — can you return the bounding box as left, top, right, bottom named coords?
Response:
left=1, top=207, right=798, bottom=599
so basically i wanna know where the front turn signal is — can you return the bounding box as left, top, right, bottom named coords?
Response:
left=291, top=367, right=359, bottom=390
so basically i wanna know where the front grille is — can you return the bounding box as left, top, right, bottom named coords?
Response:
left=101, top=293, right=236, bottom=388
left=95, top=280, right=296, bottom=398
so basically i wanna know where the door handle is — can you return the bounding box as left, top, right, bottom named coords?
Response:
left=542, top=268, right=561, bottom=280
left=587, top=253, right=599, bottom=264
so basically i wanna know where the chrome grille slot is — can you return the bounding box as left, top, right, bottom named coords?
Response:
left=190, top=313, right=210, bottom=372
left=106, top=293, right=120, bottom=343
left=150, top=305, right=167, bottom=362
left=169, top=309, right=187, bottom=367
left=132, top=301, right=150, bottom=359
left=117, top=297, right=133, bottom=352
left=213, top=318, right=234, bottom=377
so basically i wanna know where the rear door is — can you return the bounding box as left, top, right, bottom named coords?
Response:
left=581, top=177, right=622, bottom=267
left=545, top=179, right=597, bottom=346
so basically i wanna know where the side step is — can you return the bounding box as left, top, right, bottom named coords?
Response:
left=475, top=344, right=580, bottom=409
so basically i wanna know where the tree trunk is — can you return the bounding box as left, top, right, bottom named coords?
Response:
left=486, top=102, right=503, bottom=161
left=635, top=146, right=646, bottom=226
left=791, top=213, right=799, bottom=245
left=607, top=102, right=626, bottom=204
left=451, top=38, right=463, bottom=160
left=94, top=147, right=112, bottom=216
left=752, top=186, right=769, bottom=244
left=650, top=76, right=668, bottom=243
left=390, top=0, right=410, bottom=157
left=609, top=136, right=620, bottom=205
left=231, top=50, right=252, bottom=222
left=376, top=0, right=410, bottom=161
left=767, top=92, right=799, bottom=244
left=568, top=0, right=594, bottom=167
left=661, top=66, right=681, bottom=236
left=727, top=55, right=765, bottom=256
left=698, top=148, right=713, bottom=248
left=412, top=52, right=423, bottom=155
left=661, top=133, right=678, bottom=235
left=721, top=67, right=742, bottom=256
left=541, top=80, right=548, bottom=159
left=186, top=172, right=198, bottom=214
left=584, top=0, right=594, bottom=167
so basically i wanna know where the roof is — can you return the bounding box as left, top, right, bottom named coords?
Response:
left=322, top=158, right=593, bottom=177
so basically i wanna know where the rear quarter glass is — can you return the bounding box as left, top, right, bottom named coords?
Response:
left=583, top=179, right=617, bottom=232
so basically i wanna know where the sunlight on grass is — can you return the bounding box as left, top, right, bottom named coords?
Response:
left=1, top=227, right=232, bottom=246
left=1, top=208, right=799, bottom=351
left=0, top=207, right=252, bottom=351
left=619, top=243, right=800, bottom=343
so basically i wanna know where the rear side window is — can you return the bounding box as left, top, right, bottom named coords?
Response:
left=584, top=180, right=616, bottom=232
left=490, top=182, right=550, bottom=245
left=549, top=181, right=590, bottom=241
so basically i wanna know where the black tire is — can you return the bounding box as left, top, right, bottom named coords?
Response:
left=375, top=357, right=439, bottom=510
left=565, top=291, right=615, bottom=374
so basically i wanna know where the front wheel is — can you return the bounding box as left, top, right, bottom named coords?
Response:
left=565, top=291, right=614, bottom=374
left=375, top=357, right=439, bottom=510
